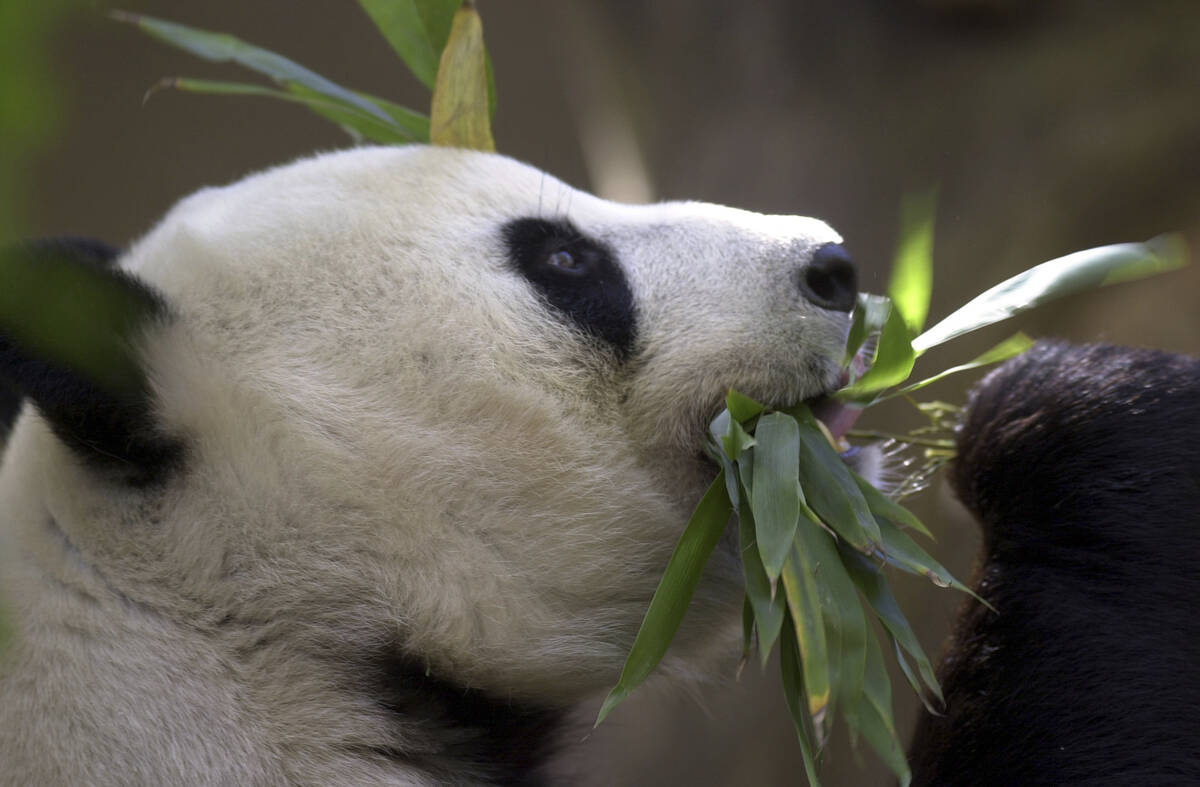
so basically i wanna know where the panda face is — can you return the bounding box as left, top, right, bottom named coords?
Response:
left=4, top=146, right=854, bottom=709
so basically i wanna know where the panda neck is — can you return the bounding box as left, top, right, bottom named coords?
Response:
left=371, top=652, right=568, bottom=786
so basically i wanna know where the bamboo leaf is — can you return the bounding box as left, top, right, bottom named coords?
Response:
left=429, top=1, right=494, bottom=151
left=357, top=0, right=447, bottom=90
left=750, top=413, right=803, bottom=580
left=888, top=332, right=1034, bottom=399
left=875, top=516, right=992, bottom=610
left=780, top=617, right=823, bottom=787
left=780, top=544, right=830, bottom=740
left=596, top=471, right=732, bottom=725
left=163, top=78, right=425, bottom=144
left=738, top=476, right=786, bottom=665
left=888, top=188, right=936, bottom=334
left=794, top=510, right=868, bottom=725
left=0, top=244, right=159, bottom=398
left=852, top=472, right=932, bottom=538
left=726, top=388, right=765, bottom=423
left=841, top=547, right=943, bottom=705
left=844, top=293, right=891, bottom=369
left=913, top=235, right=1188, bottom=353
left=788, top=406, right=881, bottom=553
left=719, top=412, right=756, bottom=462
left=346, top=90, right=432, bottom=140
left=847, top=627, right=912, bottom=786
left=839, top=300, right=916, bottom=401
left=113, top=12, right=395, bottom=126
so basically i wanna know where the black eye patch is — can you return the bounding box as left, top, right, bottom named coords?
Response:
left=502, top=218, right=637, bottom=359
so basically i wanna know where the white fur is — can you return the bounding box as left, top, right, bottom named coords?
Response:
left=0, top=146, right=849, bottom=784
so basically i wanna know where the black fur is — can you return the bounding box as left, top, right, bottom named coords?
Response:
left=376, top=653, right=565, bottom=786
left=908, top=342, right=1200, bottom=786
left=502, top=218, right=637, bottom=359
left=0, top=238, right=181, bottom=484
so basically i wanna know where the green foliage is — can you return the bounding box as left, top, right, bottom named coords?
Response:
left=0, top=0, right=74, bottom=243
left=599, top=194, right=1188, bottom=784
left=0, top=246, right=160, bottom=398
left=117, top=0, right=494, bottom=149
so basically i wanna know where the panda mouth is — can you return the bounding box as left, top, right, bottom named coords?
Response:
left=809, top=392, right=862, bottom=445
left=806, top=347, right=871, bottom=447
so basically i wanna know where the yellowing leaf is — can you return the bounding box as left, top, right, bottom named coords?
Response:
left=429, top=1, right=494, bottom=151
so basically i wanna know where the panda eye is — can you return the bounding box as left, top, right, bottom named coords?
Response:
left=545, top=249, right=588, bottom=276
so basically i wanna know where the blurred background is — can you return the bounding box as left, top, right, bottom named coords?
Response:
left=5, top=0, right=1199, bottom=783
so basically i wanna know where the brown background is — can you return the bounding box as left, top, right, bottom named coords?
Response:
left=22, top=1, right=1200, bottom=783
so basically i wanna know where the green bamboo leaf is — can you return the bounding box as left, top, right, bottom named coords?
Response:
left=841, top=548, right=943, bottom=705
left=888, top=189, right=936, bottom=334
left=738, top=476, right=785, bottom=665
left=0, top=245, right=159, bottom=398
left=357, top=0, right=448, bottom=90
left=912, top=234, right=1188, bottom=353
left=113, top=12, right=395, bottom=126
left=847, top=627, right=912, bottom=786
left=429, top=1, right=494, bottom=151
left=788, top=406, right=881, bottom=553
left=839, top=300, right=916, bottom=401
left=596, top=471, right=732, bottom=725
left=720, top=412, right=756, bottom=462
left=347, top=91, right=431, bottom=139
left=726, top=388, right=766, bottom=423
left=887, top=332, right=1034, bottom=399
left=780, top=617, right=823, bottom=787
left=843, top=293, right=890, bottom=368
left=794, top=510, right=868, bottom=725
left=780, top=544, right=830, bottom=739
left=163, top=78, right=424, bottom=144
left=751, top=413, right=803, bottom=580
left=852, top=472, right=932, bottom=538
left=875, top=516, right=993, bottom=610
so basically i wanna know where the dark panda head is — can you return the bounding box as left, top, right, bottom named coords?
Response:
left=953, top=341, right=1200, bottom=560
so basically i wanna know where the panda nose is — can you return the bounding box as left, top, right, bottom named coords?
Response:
left=799, top=242, right=857, bottom=313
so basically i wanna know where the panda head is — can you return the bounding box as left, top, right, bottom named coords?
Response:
left=0, top=146, right=855, bottom=705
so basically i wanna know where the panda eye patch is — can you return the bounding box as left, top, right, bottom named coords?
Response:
left=502, top=217, right=637, bottom=359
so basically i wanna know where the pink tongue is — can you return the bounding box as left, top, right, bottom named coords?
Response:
left=809, top=398, right=863, bottom=441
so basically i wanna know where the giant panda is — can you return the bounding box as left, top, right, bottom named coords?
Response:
left=907, top=341, right=1200, bottom=785
left=0, top=145, right=862, bottom=785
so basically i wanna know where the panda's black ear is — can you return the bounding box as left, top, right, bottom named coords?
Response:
left=0, top=238, right=181, bottom=484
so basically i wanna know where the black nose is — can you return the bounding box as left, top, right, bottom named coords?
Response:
left=799, top=242, right=857, bottom=312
